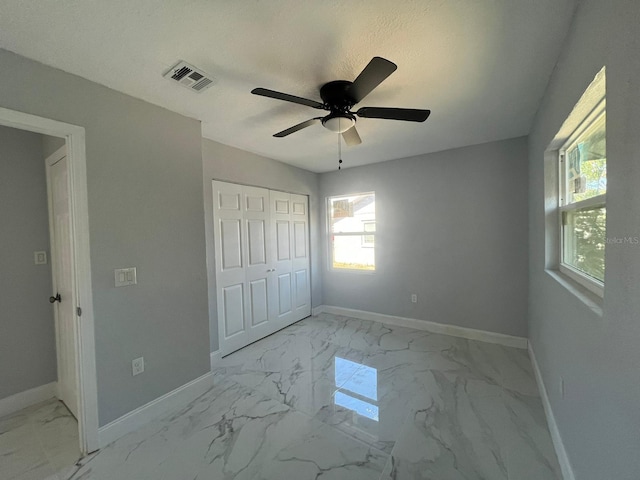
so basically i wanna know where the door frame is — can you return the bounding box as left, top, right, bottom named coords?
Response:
left=0, top=107, right=99, bottom=454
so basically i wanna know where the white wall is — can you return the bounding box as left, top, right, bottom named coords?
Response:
left=0, top=48, right=210, bottom=426
left=528, top=0, right=640, bottom=477
left=201, top=138, right=321, bottom=352
left=320, top=137, right=529, bottom=337
left=0, top=126, right=56, bottom=400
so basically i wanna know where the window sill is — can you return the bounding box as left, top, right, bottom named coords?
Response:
left=329, top=268, right=376, bottom=275
left=545, top=269, right=604, bottom=317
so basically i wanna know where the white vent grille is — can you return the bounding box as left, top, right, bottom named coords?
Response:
left=164, top=61, right=216, bottom=93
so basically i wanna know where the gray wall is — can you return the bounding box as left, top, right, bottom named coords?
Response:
left=528, top=0, right=640, bottom=478
left=320, top=137, right=529, bottom=337
left=42, top=134, right=65, bottom=158
left=0, top=48, right=210, bottom=426
left=0, top=126, right=56, bottom=400
left=202, top=139, right=321, bottom=352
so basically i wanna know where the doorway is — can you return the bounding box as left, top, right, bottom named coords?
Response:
left=0, top=107, right=99, bottom=455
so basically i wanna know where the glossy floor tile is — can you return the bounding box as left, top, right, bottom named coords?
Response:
left=0, top=398, right=80, bottom=480
left=27, top=313, right=561, bottom=479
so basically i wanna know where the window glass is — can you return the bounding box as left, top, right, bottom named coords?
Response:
left=563, top=206, right=606, bottom=282
left=565, top=114, right=606, bottom=204
left=329, top=193, right=375, bottom=271
left=330, top=194, right=375, bottom=233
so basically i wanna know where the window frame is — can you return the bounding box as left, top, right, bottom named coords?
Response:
left=361, top=221, right=375, bottom=248
left=327, top=192, right=376, bottom=272
left=557, top=100, right=606, bottom=297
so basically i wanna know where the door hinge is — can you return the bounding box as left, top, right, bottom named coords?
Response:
left=77, top=306, right=82, bottom=317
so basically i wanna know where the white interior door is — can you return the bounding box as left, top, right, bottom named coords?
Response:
left=269, top=190, right=294, bottom=330
left=48, top=152, right=79, bottom=418
left=290, top=194, right=311, bottom=320
left=213, top=181, right=249, bottom=356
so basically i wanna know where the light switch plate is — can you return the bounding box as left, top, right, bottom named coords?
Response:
left=115, top=267, right=137, bottom=287
left=34, top=251, right=47, bottom=265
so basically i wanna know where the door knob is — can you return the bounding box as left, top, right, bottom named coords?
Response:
left=49, top=293, right=61, bottom=303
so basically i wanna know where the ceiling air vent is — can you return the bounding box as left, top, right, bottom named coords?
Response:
left=164, top=61, right=216, bottom=92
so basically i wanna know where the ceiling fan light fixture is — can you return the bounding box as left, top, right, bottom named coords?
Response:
left=322, top=114, right=355, bottom=133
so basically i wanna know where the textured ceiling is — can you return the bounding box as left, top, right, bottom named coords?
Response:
left=0, top=0, right=576, bottom=172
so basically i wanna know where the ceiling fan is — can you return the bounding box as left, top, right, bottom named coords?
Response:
left=251, top=57, right=431, bottom=147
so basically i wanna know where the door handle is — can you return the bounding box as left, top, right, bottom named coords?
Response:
left=267, top=269, right=277, bottom=273
left=49, top=293, right=61, bottom=303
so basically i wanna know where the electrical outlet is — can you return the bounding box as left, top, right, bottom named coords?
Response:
left=559, top=377, right=565, bottom=399
left=411, top=294, right=418, bottom=303
left=132, top=357, right=144, bottom=376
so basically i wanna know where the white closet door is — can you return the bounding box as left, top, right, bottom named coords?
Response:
left=213, top=181, right=248, bottom=356
left=290, top=194, right=311, bottom=320
left=213, top=181, right=311, bottom=356
left=242, top=186, right=274, bottom=341
left=269, top=190, right=295, bottom=330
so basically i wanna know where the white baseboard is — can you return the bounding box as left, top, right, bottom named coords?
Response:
left=313, top=305, right=528, bottom=349
left=312, top=305, right=324, bottom=316
left=98, top=372, right=213, bottom=448
left=0, top=382, right=57, bottom=418
left=210, top=350, right=221, bottom=370
left=528, top=343, right=575, bottom=480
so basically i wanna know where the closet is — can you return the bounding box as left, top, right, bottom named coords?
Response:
left=212, top=181, right=311, bottom=355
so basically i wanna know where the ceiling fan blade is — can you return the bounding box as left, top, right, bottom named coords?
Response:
left=347, top=57, right=398, bottom=103
left=342, top=126, right=362, bottom=146
left=274, top=118, right=322, bottom=137
left=252, top=88, right=324, bottom=109
left=356, top=107, right=431, bottom=122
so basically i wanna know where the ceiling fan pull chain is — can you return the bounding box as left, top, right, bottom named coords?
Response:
left=338, top=117, right=343, bottom=170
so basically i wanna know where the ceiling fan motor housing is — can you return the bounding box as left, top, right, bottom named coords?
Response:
left=319, top=80, right=356, bottom=110
left=320, top=80, right=357, bottom=132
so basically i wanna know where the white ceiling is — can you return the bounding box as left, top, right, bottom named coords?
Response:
left=0, top=0, right=576, bottom=172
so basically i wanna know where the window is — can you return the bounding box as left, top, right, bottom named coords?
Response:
left=328, top=192, right=375, bottom=271
left=559, top=103, right=606, bottom=295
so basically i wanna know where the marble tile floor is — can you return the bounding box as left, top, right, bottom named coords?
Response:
left=31, top=313, right=561, bottom=479
left=0, top=398, right=80, bottom=480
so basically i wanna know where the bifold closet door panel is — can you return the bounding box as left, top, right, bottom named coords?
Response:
left=242, top=185, right=274, bottom=342
left=290, top=193, right=311, bottom=320
left=212, top=181, right=249, bottom=356
left=269, top=190, right=294, bottom=330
